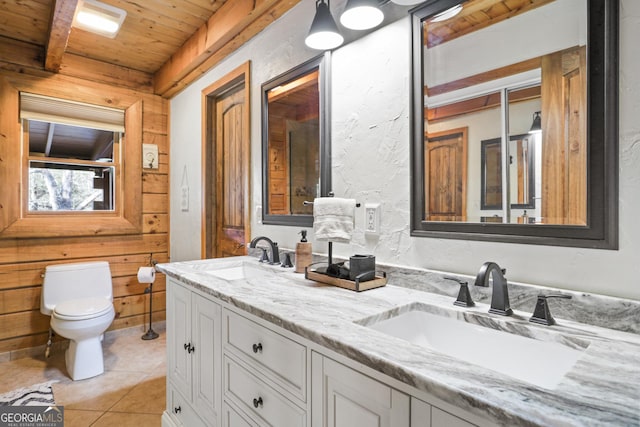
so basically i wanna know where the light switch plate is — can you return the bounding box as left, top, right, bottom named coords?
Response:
left=365, top=203, right=381, bottom=235
left=142, top=144, right=159, bottom=169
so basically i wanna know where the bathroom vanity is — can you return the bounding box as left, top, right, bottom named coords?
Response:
left=157, top=257, right=640, bottom=427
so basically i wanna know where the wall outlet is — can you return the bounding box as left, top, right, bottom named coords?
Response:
left=180, top=185, right=189, bottom=212
left=365, top=203, right=380, bottom=235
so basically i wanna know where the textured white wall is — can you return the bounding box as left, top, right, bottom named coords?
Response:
left=171, top=0, right=640, bottom=300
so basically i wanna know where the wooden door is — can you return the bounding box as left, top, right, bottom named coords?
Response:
left=202, top=62, right=251, bottom=259
left=541, top=47, right=587, bottom=225
left=215, top=87, right=247, bottom=258
left=425, top=128, right=467, bottom=221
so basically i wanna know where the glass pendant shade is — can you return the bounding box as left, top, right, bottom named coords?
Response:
left=305, top=0, right=344, bottom=50
left=340, top=0, right=384, bottom=30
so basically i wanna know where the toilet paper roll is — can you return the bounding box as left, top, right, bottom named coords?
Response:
left=137, top=266, right=156, bottom=283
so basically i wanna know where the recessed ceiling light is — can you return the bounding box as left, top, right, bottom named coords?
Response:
left=73, top=0, right=127, bottom=38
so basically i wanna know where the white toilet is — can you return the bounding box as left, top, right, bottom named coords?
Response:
left=40, top=261, right=116, bottom=381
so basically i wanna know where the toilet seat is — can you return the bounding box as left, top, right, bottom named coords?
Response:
left=53, top=297, right=113, bottom=321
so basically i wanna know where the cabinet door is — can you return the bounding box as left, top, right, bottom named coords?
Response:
left=192, top=293, right=222, bottom=424
left=312, top=353, right=409, bottom=427
left=167, top=280, right=192, bottom=399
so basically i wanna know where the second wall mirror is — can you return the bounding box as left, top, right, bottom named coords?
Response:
left=261, top=54, right=331, bottom=226
left=411, top=0, right=618, bottom=248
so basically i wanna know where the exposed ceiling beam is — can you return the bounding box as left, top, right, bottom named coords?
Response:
left=45, top=0, right=79, bottom=72
left=154, top=0, right=302, bottom=98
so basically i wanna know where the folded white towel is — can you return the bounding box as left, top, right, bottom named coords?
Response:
left=313, top=197, right=356, bottom=243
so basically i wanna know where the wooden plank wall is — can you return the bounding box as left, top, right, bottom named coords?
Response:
left=0, top=39, right=170, bottom=355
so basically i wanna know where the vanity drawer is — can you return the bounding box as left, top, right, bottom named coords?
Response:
left=168, top=385, right=207, bottom=427
left=223, top=355, right=307, bottom=427
left=223, top=309, right=307, bottom=401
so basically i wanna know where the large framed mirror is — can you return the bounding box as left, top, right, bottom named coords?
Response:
left=411, top=0, right=618, bottom=248
left=261, top=54, right=331, bottom=226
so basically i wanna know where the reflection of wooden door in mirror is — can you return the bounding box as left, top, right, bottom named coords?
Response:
left=542, top=46, right=587, bottom=225
left=266, top=69, right=319, bottom=216
left=425, top=128, right=467, bottom=221
left=215, top=86, right=247, bottom=258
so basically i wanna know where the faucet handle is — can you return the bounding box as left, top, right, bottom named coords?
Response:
left=258, top=248, right=269, bottom=263
left=445, top=277, right=475, bottom=308
left=529, top=294, right=572, bottom=326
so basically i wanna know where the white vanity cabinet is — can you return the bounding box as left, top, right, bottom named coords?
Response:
left=222, top=309, right=308, bottom=427
left=311, top=353, right=410, bottom=427
left=411, top=397, right=477, bottom=427
left=164, top=276, right=485, bottom=427
left=165, top=279, right=222, bottom=427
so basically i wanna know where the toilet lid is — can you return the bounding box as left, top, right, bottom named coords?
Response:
left=53, top=297, right=113, bottom=319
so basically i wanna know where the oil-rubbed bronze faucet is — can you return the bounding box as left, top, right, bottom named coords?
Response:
left=474, top=262, right=513, bottom=316
left=249, top=236, right=280, bottom=265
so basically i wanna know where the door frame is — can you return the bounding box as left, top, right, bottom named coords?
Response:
left=201, top=61, right=251, bottom=259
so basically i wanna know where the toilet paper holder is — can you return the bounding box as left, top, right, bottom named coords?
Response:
left=140, top=260, right=159, bottom=341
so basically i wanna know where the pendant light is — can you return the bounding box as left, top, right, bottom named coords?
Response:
left=340, top=0, right=384, bottom=31
left=305, top=0, right=344, bottom=50
left=528, top=111, right=542, bottom=134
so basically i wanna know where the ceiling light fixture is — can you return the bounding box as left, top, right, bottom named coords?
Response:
left=340, top=0, right=384, bottom=31
left=73, top=0, right=127, bottom=39
left=430, top=4, right=463, bottom=22
left=305, top=0, right=344, bottom=50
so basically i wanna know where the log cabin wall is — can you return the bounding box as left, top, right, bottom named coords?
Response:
left=0, top=37, right=169, bottom=356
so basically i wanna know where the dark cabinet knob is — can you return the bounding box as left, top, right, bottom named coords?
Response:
left=252, top=343, right=263, bottom=353
left=253, top=397, right=263, bottom=408
left=174, top=406, right=181, bottom=414
left=184, top=343, right=195, bottom=353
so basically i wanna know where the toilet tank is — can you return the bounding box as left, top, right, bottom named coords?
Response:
left=41, top=261, right=113, bottom=315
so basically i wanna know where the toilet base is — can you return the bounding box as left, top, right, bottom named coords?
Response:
left=66, top=337, right=105, bottom=381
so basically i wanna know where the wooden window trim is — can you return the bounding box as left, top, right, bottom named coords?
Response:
left=0, top=77, right=142, bottom=238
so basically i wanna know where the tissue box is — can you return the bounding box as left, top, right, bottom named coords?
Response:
left=349, top=254, right=375, bottom=282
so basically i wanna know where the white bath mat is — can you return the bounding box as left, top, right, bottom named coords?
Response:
left=0, top=381, right=57, bottom=406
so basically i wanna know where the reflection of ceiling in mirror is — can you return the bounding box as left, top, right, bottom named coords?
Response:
left=423, top=0, right=586, bottom=91
left=423, top=0, right=555, bottom=48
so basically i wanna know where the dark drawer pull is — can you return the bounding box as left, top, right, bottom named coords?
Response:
left=174, top=406, right=181, bottom=414
left=252, top=342, right=263, bottom=354
left=253, top=397, right=263, bottom=408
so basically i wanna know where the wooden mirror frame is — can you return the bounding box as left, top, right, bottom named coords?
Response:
left=410, top=0, right=619, bottom=249
left=261, top=54, right=332, bottom=227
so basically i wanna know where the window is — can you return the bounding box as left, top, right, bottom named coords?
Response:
left=20, top=93, right=125, bottom=214
left=0, top=77, right=143, bottom=238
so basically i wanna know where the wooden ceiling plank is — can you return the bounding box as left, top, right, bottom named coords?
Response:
left=44, top=0, right=79, bottom=72
left=155, top=0, right=301, bottom=97
left=154, top=0, right=295, bottom=96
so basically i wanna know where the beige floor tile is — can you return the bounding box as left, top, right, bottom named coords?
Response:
left=91, top=411, right=162, bottom=427
left=103, top=329, right=166, bottom=375
left=0, top=325, right=167, bottom=425
left=110, top=376, right=166, bottom=414
left=0, top=353, right=67, bottom=394
left=62, top=409, right=103, bottom=427
left=53, top=370, right=148, bottom=411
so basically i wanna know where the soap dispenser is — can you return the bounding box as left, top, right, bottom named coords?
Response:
left=295, top=230, right=312, bottom=273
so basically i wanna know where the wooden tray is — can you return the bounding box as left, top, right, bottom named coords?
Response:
left=305, top=264, right=387, bottom=292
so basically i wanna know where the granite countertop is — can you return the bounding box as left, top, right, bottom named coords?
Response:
left=157, top=256, right=640, bottom=427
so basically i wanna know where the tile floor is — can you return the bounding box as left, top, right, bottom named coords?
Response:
left=0, top=324, right=166, bottom=427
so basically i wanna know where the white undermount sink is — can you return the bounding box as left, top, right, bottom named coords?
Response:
left=204, top=262, right=272, bottom=281
left=363, top=306, right=588, bottom=389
